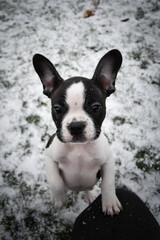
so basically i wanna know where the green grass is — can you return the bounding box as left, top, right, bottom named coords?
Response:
left=135, top=146, right=160, bottom=172
left=36, top=97, right=47, bottom=108
left=0, top=171, right=73, bottom=239
left=26, top=115, right=41, bottom=125
left=140, top=60, right=149, bottom=69
left=135, top=7, right=145, bottom=20
left=113, top=116, right=126, bottom=125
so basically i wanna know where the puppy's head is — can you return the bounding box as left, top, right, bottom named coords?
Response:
left=33, top=50, right=122, bottom=143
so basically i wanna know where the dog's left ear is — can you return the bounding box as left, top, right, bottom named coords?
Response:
left=92, top=49, right=122, bottom=97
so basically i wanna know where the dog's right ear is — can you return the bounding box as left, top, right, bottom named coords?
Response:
left=32, top=54, right=63, bottom=98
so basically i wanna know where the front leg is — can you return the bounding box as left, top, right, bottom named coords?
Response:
left=101, top=153, right=122, bottom=215
left=45, top=155, right=66, bottom=209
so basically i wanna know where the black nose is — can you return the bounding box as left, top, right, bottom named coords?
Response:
left=68, top=121, right=85, bottom=136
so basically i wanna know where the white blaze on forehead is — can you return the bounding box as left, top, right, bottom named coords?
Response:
left=61, top=81, right=96, bottom=142
left=65, top=82, right=85, bottom=110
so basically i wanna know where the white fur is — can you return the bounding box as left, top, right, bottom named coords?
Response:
left=61, top=82, right=96, bottom=142
left=45, top=132, right=122, bottom=215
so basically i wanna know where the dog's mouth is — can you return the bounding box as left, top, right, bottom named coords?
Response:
left=57, top=133, right=88, bottom=144
left=57, top=128, right=101, bottom=144
left=71, top=135, right=89, bottom=143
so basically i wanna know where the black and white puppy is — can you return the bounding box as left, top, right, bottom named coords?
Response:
left=33, top=49, right=122, bottom=215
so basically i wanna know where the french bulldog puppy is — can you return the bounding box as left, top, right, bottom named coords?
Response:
left=33, top=49, right=122, bottom=215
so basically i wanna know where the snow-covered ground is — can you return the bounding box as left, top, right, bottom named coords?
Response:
left=0, top=0, right=160, bottom=238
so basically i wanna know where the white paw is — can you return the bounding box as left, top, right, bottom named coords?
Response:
left=51, top=195, right=67, bottom=210
left=84, top=189, right=98, bottom=204
left=102, top=194, right=122, bottom=216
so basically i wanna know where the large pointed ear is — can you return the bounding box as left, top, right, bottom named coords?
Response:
left=92, top=49, right=122, bottom=97
left=32, top=54, right=63, bottom=98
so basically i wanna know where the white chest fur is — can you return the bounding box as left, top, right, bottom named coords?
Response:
left=45, top=133, right=111, bottom=191
left=45, top=133, right=122, bottom=215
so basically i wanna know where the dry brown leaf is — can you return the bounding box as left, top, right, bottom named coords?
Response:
left=84, top=10, right=95, bottom=18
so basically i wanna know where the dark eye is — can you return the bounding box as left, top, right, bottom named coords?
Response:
left=91, top=102, right=102, bottom=114
left=53, top=104, right=62, bottom=115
